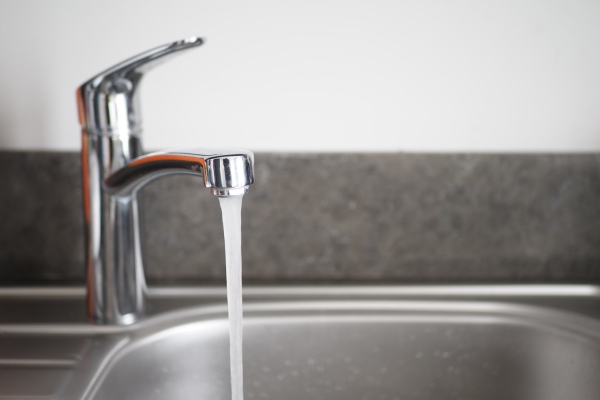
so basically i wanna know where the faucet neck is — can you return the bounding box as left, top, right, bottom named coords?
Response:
left=81, top=132, right=146, bottom=325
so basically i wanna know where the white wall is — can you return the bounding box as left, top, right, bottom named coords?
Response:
left=0, top=0, right=599, bottom=152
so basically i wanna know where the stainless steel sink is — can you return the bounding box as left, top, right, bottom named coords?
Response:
left=1, top=285, right=600, bottom=400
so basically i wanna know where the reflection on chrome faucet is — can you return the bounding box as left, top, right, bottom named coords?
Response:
left=77, top=37, right=254, bottom=325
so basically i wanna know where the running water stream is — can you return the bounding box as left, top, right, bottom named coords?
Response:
left=219, top=195, right=245, bottom=400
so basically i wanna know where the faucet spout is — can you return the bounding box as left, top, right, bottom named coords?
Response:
left=104, top=149, right=254, bottom=198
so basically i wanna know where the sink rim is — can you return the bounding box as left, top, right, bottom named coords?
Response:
left=1, top=284, right=600, bottom=336
left=0, top=283, right=598, bottom=299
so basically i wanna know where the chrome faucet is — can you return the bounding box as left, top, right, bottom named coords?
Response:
left=76, top=37, right=254, bottom=325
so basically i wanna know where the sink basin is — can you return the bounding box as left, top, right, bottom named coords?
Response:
left=1, top=285, right=600, bottom=400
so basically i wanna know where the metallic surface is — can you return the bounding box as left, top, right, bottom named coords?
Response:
left=104, top=149, right=254, bottom=197
left=0, top=285, right=599, bottom=400
left=76, top=37, right=203, bottom=136
left=77, top=38, right=255, bottom=325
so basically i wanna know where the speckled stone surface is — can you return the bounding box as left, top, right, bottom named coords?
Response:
left=0, top=152, right=83, bottom=281
left=1, top=151, right=599, bottom=283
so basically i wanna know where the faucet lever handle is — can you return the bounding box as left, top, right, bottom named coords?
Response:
left=77, top=37, right=204, bottom=135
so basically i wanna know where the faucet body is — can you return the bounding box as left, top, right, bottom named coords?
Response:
left=77, top=38, right=254, bottom=325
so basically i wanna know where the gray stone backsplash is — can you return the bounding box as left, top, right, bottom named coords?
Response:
left=1, top=151, right=599, bottom=283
